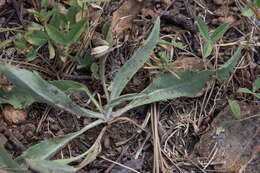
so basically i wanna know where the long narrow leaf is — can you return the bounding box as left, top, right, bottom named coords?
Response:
left=113, top=70, right=213, bottom=117
left=67, top=19, right=88, bottom=44
left=110, top=17, right=160, bottom=99
left=0, top=64, right=104, bottom=119
left=16, top=119, right=103, bottom=162
left=0, top=143, right=29, bottom=173
left=216, top=46, right=242, bottom=80
left=26, top=159, right=76, bottom=173
left=210, top=23, right=229, bottom=42
left=203, top=42, right=212, bottom=58
left=195, top=17, right=210, bottom=41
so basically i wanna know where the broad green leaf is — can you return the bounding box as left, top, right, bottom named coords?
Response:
left=216, top=46, right=242, bottom=80
left=238, top=87, right=253, bottom=94
left=45, top=24, right=67, bottom=45
left=27, top=22, right=44, bottom=30
left=66, top=6, right=78, bottom=25
left=48, top=41, right=55, bottom=59
left=242, top=6, right=254, bottom=17
left=228, top=100, right=241, bottom=119
left=203, top=42, right=212, bottom=58
left=110, top=17, right=160, bottom=99
left=76, top=51, right=91, bottom=69
left=26, top=159, right=76, bottom=173
left=39, top=9, right=55, bottom=21
left=16, top=119, right=103, bottom=162
left=0, top=87, right=36, bottom=109
left=113, top=70, right=213, bottom=117
left=253, top=77, right=260, bottom=92
left=0, top=64, right=104, bottom=119
left=211, top=23, right=229, bottom=42
left=195, top=16, right=210, bottom=41
left=50, top=12, right=67, bottom=29
left=0, top=143, right=29, bottom=173
left=24, top=30, right=48, bottom=46
left=67, top=19, right=88, bottom=44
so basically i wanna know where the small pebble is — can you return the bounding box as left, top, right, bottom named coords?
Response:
left=218, top=16, right=235, bottom=24
left=3, top=105, right=27, bottom=124
left=213, top=0, right=223, bottom=5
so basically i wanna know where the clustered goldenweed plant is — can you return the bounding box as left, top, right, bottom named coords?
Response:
left=0, top=1, right=244, bottom=172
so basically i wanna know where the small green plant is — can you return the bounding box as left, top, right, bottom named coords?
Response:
left=238, top=76, right=260, bottom=98
left=195, top=16, right=229, bottom=58
left=217, top=78, right=260, bottom=135
left=15, top=0, right=89, bottom=62
left=0, top=17, right=243, bottom=172
left=241, top=0, right=260, bottom=19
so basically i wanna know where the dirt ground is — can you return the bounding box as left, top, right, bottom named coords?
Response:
left=0, top=0, right=260, bottom=172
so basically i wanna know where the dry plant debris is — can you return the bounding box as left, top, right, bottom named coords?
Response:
left=194, top=102, right=260, bottom=173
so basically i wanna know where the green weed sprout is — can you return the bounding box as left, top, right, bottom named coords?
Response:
left=195, top=16, right=229, bottom=58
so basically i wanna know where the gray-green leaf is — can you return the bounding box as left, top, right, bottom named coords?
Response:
left=216, top=46, right=242, bottom=80
left=203, top=42, right=212, bottom=58
left=67, top=19, right=88, bottom=44
left=45, top=24, right=67, bottom=45
left=253, top=77, right=260, bottom=92
left=195, top=16, right=210, bottom=41
left=16, top=119, right=103, bottom=162
left=110, top=17, right=160, bottom=99
left=0, top=143, right=29, bottom=173
left=0, top=64, right=104, bottom=119
left=26, top=159, right=76, bottom=173
left=211, top=23, right=229, bottom=42
left=228, top=100, right=241, bottom=119
left=113, top=70, right=213, bottom=117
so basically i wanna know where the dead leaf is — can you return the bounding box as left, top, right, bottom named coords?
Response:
left=111, top=0, right=144, bottom=36
left=171, top=57, right=213, bottom=72
left=3, top=105, right=27, bottom=124
left=91, top=45, right=109, bottom=57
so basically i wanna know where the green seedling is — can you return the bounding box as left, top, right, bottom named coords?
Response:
left=76, top=51, right=92, bottom=69
left=0, top=17, right=243, bottom=172
left=15, top=1, right=89, bottom=62
left=241, top=0, right=260, bottom=19
left=238, top=76, right=260, bottom=98
left=195, top=16, right=229, bottom=58
left=217, top=78, right=260, bottom=135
